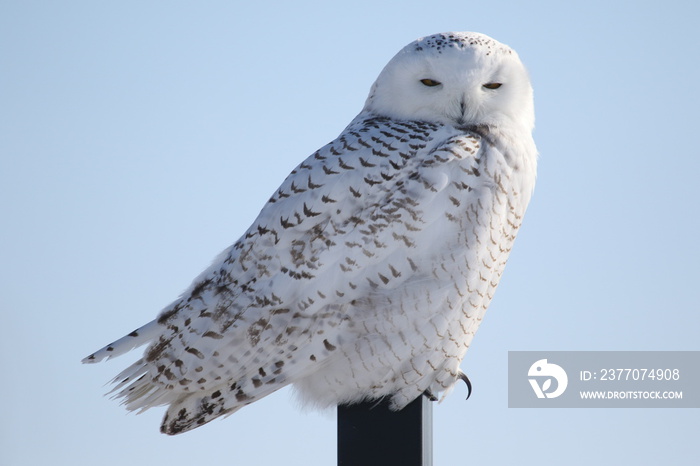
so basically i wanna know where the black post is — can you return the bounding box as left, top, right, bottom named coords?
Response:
left=337, top=396, right=432, bottom=466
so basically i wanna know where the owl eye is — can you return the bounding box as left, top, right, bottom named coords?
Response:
left=420, top=78, right=442, bottom=87
left=483, top=82, right=502, bottom=89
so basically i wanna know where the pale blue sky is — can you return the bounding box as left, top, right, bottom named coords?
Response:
left=2, top=1, right=699, bottom=465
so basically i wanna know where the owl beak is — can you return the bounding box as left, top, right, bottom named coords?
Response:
left=451, top=96, right=469, bottom=127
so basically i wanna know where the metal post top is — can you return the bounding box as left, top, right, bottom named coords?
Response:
left=337, top=396, right=433, bottom=466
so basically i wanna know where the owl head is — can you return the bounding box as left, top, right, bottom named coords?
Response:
left=363, top=32, right=535, bottom=134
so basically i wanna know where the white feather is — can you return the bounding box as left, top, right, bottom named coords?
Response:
left=83, top=31, right=537, bottom=435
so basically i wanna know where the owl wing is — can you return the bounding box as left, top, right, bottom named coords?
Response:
left=83, top=115, right=488, bottom=434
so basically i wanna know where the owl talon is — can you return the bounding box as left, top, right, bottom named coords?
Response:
left=458, top=370, right=473, bottom=400
left=423, top=389, right=438, bottom=402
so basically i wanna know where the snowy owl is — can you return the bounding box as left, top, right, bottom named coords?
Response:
left=83, top=31, right=537, bottom=435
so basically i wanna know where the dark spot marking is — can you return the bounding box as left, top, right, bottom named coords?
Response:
left=185, top=347, right=205, bottom=359
left=303, top=203, right=321, bottom=217
left=323, top=339, right=337, bottom=351
left=190, top=278, right=212, bottom=299
left=338, top=158, right=354, bottom=170
left=359, top=157, right=376, bottom=167
left=157, top=303, right=182, bottom=325
left=235, top=389, right=251, bottom=402
left=146, top=336, right=174, bottom=362
left=363, top=176, right=382, bottom=186
left=280, top=216, right=294, bottom=229
left=307, top=176, right=323, bottom=189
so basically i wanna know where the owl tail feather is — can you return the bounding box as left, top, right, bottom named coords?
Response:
left=82, top=320, right=160, bottom=364
left=160, top=377, right=289, bottom=435
left=160, top=393, right=241, bottom=435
